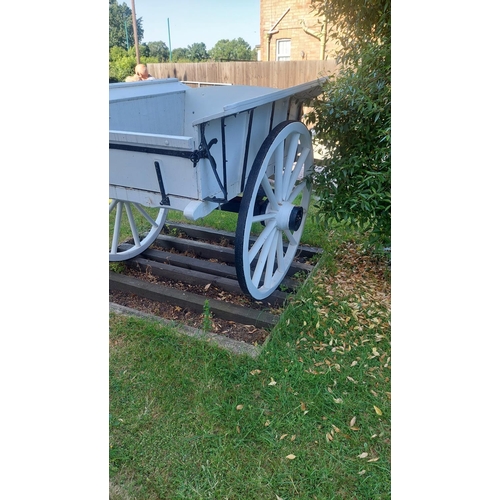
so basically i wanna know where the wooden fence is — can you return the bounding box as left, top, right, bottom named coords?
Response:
left=147, top=60, right=339, bottom=89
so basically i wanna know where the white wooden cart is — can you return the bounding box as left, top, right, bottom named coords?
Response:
left=109, top=77, right=324, bottom=299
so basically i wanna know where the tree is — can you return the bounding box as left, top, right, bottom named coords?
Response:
left=307, top=0, right=391, bottom=247
left=171, top=48, right=190, bottom=62
left=209, top=38, right=255, bottom=61
left=109, top=0, right=144, bottom=50
left=186, top=42, right=209, bottom=62
left=147, top=41, right=170, bottom=62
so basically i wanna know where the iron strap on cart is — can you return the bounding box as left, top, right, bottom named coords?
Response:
left=109, top=77, right=325, bottom=299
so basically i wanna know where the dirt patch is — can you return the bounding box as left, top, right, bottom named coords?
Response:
left=109, top=289, right=271, bottom=345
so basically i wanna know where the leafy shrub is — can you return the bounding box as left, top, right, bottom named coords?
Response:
left=308, top=0, right=391, bottom=247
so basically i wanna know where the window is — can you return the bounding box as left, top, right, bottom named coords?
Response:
left=276, top=39, right=291, bottom=61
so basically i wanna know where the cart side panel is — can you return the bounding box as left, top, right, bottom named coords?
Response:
left=109, top=149, right=199, bottom=208
left=109, top=92, right=186, bottom=136
left=191, top=96, right=292, bottom=203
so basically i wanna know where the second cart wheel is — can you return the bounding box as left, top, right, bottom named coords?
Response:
left=235, top=120, right=313, bottom=300
left=109, top=199, right=168, bottom=261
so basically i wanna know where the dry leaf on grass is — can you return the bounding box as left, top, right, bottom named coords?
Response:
left=236, top=404, right=244, bottom=411
left=268, top=378, right=277, bottom=386
left=374, top=405, right=383, bottom=416
left=286, top=454, right=296, bottom=460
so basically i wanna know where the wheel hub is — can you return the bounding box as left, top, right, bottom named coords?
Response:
left=288, top=206, right=304, bottom=231
left=274, top=202, right=304, bottom=232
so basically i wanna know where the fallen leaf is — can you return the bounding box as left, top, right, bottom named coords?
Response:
left=286, top=454, right=296, bottom=460
left=290, top=435, right=296, bottom=441
left=350, top=416, right=357, bottom=427
left=280, top=434, right=288, bottom=440
left=332, top=425, right=341, bottom=433
left=358, top=470, right=366, bottom=475
left=368, top=457, right=380, bottom=462
left=326, top=432, right=333, bottom=442
left=350, top=360, right=358, bottom=367
left=264, top=420, right=271, bottom=427
left=374, top=405, right=382, bottom=416
left=358, top=452, right=368, bottom=459
left=300, top=402, right=307, bottom=411
left=250, top=369, right=261, bottom=376
left=268, top=378, right=277, bottom=386
left=236, top=404, right=244, bottom=411
left=204, top=283, right=211, bottom=291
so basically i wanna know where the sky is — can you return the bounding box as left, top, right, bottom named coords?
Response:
left=128, top=0, right=261, bottom=50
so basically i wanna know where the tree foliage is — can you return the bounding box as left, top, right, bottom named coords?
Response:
left=209, top=38, right=255, bottom=61
left=186, top=42, right=209, bottom=62
left=109, top=0, right=143, bottom=50
left=171, top=48, right=190, bottom=62
left=147, top=41, right=170, bottom=62
left=308, top=0, right=391, bottom=247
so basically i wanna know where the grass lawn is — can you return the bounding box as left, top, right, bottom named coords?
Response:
left=109, top=214, right=391, bottom=499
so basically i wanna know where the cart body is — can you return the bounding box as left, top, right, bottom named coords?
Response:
left=109, top=78, right=323, bottom=220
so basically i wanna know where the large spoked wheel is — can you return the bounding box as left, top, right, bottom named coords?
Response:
left=235, top=120, right=313, bottom=300
left=109, top=199, right=168, bottom=261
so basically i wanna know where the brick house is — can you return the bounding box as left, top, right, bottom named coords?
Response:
left=259, top=0, right=340, bottom=61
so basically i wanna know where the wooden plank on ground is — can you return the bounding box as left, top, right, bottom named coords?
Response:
left=109, top=271, right=279, bottom=329
left=139, top=247, right=300, bottom=291
left=126, top=257, right=287, bottom=307
left=164, top=222, right=323, bottom=258
left=153, top=234, right=315, bottom=276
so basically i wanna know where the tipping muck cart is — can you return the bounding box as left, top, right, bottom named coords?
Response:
left=109, top=77, right=324, bottom=300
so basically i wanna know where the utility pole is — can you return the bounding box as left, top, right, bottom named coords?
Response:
left=130, top=0, right=140, bottom=64
left=167, top=18, right=172, bottom=61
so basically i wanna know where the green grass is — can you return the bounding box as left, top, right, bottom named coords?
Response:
left=109, top=214, right=391, bottom=499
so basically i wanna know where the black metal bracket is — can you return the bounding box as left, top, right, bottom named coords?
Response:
left=154, top=161, right=170, bottom=206
left=199, top=122, right=227, bottom=202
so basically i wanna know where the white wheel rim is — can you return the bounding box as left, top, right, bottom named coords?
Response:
left=109, top=200, right=168, bottom=261
left=236, top=121, right=313, bottom=300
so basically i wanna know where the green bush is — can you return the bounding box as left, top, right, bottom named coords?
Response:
left=308, top=0, right=390, bottom=248
left=109, top=46, right=160, bottom=83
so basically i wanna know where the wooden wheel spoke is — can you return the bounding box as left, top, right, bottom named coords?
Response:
left=261, top=174, right=279, bottom=211
left=282, top=132, right=301, bottom=197
left=248, top=219, right=277, bottom=263
left=111, top=201, right=123, bottom=254
left=124, top=202, right=141, bottom=246
left=134, top=202, right=158, bottom=227
left=251, top=227, right=277, bottom=287
left=286, top=146, right=311, bottom=200
left=273, top=143, right=284, bottom=201
left=264, top=231, right=279, bottom=288
left=284, top=228, right=298, bottom=247
left=288, top=181, right=306, bottom=204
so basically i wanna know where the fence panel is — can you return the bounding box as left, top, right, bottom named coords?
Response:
left=147, top=60, right=339, bottom=89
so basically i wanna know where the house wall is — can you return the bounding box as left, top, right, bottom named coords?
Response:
left=260, top=0, right=340, bottom=61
